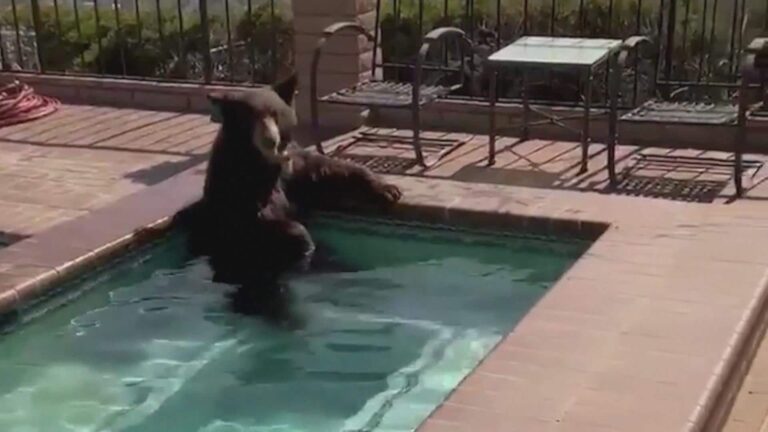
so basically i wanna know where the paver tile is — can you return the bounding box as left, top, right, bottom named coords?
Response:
left=0, top=105, right=213, bottom=240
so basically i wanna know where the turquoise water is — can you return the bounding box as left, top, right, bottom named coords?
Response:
left=0, top=217, right=587, bottom=432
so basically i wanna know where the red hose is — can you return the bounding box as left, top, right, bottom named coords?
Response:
left=0, top=81, right=59, bottom=128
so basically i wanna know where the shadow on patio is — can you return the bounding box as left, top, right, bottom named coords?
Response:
left=322, top=127, right=768, bottom=204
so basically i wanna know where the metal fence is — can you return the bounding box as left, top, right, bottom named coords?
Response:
left=0, top=0, right=293, bottom=84
left=377, top=0, right=764, bottom=106
left=1, top=0, right=764, bottom=104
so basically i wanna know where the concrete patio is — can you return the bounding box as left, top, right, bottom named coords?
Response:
left=0, top=104, right=216, bottom=241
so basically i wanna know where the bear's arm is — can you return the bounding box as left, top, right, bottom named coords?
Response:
left=283, top=150, right=401, bottom=213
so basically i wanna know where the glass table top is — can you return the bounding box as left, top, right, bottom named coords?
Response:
left=487, top=36, right=623, bottom=67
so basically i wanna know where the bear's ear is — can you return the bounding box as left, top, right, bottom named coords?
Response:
left=207, top=91, right=240, bottom=104
left=207, top=91, right=225, bottom=102
left=272, top=73, right=298, bottom=106
left=207, top=91, right=249, bottom=110
left=207, top=92, right=235, bottom=124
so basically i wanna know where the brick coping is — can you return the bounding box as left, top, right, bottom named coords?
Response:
left=0, top=165, right=766, bottom=431
left=0, top=170, right=603, bottom=319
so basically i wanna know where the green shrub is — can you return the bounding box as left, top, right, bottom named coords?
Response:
left=234, top=2, right=294, bottom=82
left=377, top=0, right=759, bottom=86
left=0, top=2, right=292, bottom=83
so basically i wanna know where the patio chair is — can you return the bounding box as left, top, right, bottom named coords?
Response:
left=310, top=19, right=476, bottom=168
left=609, top=12, right=768, bottom=197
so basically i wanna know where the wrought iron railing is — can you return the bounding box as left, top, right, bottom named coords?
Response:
left=0, top=0, right=293, bottom=84
left=377, top=0, right=765, bottom=107
left=1, top=0, right=764, bottom=106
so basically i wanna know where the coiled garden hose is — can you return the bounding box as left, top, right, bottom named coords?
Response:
left=0, top=80, right=59, bottom=128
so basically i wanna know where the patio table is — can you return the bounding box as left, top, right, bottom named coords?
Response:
left=486, top=36, right=623, bottom=172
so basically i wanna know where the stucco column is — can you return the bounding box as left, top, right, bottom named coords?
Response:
left=291, top=0, right=380, bottom=129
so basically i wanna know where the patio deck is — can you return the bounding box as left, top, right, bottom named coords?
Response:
left=326, top=127, right=768, bottom=203
left=2, top=105, right=768, bottom=431
left=0, top=105, right=216, bottom=241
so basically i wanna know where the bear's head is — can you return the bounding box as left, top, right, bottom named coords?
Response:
left=207, top=73, right=298, bottom=164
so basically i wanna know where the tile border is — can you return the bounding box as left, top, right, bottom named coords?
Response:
left=0, top=167, right=204, bottom=317
left=693, top=270, right=768, bottom=432
left=0, top=170, right=604, bottom=319
left=0, top=217, right=174, bottom=315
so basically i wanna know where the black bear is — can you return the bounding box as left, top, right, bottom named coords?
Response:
left=174, top=74, right=402, bottom=320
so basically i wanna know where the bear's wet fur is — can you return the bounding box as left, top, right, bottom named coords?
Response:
left=173, top=74, right=402, bottom=322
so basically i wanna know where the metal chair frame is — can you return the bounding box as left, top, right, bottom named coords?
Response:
left=310, top=21, right=475, bottom=168
left=610, top=30, right=768, bottom=198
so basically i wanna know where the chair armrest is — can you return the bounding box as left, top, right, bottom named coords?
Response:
left=618, top=35, right=654, bottom=69
left=310, top=22, right=375, bottom=136
left=741, top=37, right=768, bottom=84
left=414, top=26, right=475, bottom=97
left=312, top=22, right=376, bottom=94
left=419, top=26, right=474, bottom=66
left=735, top=37, right=768, bottom=125
left=321, top=22, right=375, bottom=41
left=423, top=27, right=470, bottom=44
left=745, top=37, right=768, bottom=54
